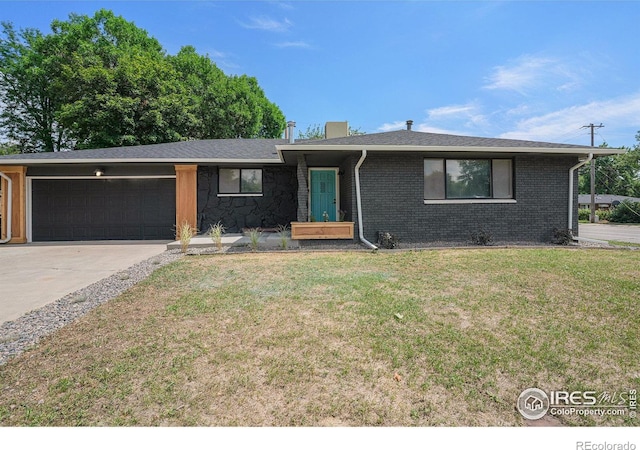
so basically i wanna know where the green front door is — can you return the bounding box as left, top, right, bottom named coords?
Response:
left=310, top=169, right=337, bottom=221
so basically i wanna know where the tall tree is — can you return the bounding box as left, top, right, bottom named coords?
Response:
left=169, top=47, right=285, bottom=139
left=51, top=9, right=196, bottom=149
left=0, top=9, right=285, bottom=152
left=0, top=22, right=68, bottom=152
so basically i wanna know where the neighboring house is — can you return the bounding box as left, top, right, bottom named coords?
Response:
left=0, top=121, right=623, bottom=245
left=578, top=194, right=640, bottom=210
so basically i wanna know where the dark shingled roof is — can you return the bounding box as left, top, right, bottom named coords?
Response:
left=293, top=129, right=592, bottom=149
left=0, top=130, right=600, bottom=164
left=0, top=139, right=286, bottom=162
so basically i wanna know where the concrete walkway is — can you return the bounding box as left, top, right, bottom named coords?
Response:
left=578, top=223, right=640, bottom=244
left=166, top=232, right=299, bottom=250
left=0, top=241, right=168, bottom=325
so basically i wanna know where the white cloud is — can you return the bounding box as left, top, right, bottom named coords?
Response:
left=240, top=16, right=292, bottom=32
left=269, top=1, right=295, bottom=10
left=378, top=120, right=407, bottom=132
left=484, top=55, right=584, bottom=95
left=499, top=93, right=640, bottom=143
left=274, top=41, right=311, bottom=49
left=427, top=102, right=488, bottom=128
left=378, top=102, right=486, bottom=135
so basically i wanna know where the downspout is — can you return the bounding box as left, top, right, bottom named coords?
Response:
left=0, top=171, right=12, bottom=244
left=355, top=149, right=378, bottom=250
left=568, top=153, right=593, bottom=236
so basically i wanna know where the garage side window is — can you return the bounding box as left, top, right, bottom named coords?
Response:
left=219, top=168, right=263, bottom=195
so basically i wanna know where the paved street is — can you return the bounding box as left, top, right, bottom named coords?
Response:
left=578, top=223, right=640, bottom=244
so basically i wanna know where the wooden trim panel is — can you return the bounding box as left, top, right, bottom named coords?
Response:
left=174, top=165, right=198, bottom=237
left=0, top=165, right=27, bottom=244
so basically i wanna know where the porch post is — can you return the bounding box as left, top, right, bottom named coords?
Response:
left=174, top=165, right=198, bottom=237
left=0, top=165, right=27, bottom=244
left=296, top=155, right=308, bottom=222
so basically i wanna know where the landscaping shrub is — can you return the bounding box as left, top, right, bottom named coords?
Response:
left=596, top=209, right=612, bottom=222
left=377, top=231, right=399, bottom=249
left=470, top=228, right=493, bottom=246
left=578, top=208, right=591, bottom=221
left=551, top=227, right=573, bottom=245
left=609, top=201, right=640, bottom=223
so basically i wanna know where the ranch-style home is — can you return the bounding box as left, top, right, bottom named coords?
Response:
left=0, top=121, right=623, bottom=247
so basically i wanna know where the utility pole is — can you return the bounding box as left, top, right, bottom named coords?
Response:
left=581, top=123, right=604, bottom=223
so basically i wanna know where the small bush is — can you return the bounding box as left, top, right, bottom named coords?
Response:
left=578, top=208, right=591, bottom=221
left=247, top=228, right=262, bottom=252
left=177, top=221, right=197, bottom=253
left=596, top=209, right=612, bottom=222
left=552, top=227, right=573, bottom=245
left=276, top=224, right=290, bottom=249
left=609, top=201, right=640, bottom=223
left=470, top=228, right=493, bottom=246
left=377, top=231, right=399, bottom=249
left=208, top=221, right=225, bottom=251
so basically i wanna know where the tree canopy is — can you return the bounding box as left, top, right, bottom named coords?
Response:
left=0, top=9, right=285, bottom=152
left=579, top=135, right=640, bottom=198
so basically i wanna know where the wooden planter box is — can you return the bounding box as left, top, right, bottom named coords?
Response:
left=291, top=221, right=354, bottom=240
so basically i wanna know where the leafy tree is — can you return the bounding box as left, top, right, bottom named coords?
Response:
left=0, top=10, right=285, bottom=152
left=579, top=138, right=640, bottom=197
left=0, top=22, right=68, bottom=152
left=51, top=9, right=195, bottom=149
left=168, top=47, right=285, bottom=139
left=0, top=141, right=19, bottom=155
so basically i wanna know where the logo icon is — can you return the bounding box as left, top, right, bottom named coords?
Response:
left=517, top=388, right=550, bottom=420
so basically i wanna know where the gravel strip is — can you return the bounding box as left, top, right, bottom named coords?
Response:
left=0, top=249, right=183, bottom=366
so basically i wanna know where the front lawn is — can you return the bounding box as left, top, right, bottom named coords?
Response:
left=1, top=248, right=638, bottom=426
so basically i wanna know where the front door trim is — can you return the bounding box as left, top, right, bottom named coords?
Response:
left=308, top=168, right=339, bottom=222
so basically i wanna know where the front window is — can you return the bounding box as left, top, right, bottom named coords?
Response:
left=424, top=158, right=513, bottom=200
left=219, top=168, right=263, bottom=194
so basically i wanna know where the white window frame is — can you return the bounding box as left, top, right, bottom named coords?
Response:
left=217, top=168, right=264, bottom=197
left=423, top=158, right=516, bottom=205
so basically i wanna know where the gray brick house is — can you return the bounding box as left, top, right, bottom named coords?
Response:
left=0, top=121, right=622, bottom=245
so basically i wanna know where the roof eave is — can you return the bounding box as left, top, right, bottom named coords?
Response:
left=276, top=144, right=624, bottom=155
left=0, top=157, right=283, bottom=165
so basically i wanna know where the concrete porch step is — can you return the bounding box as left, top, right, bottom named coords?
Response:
left=166, top=233, right=299, bottom=250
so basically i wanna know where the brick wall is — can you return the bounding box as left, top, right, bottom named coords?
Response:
left=358, top=152, right=580, bottom=243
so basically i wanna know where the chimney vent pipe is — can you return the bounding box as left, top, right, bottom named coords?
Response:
left=406, top=120, right=413, bottom=131
left=287, top=121, right=296, bottom=143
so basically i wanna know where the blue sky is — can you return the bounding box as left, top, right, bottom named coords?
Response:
left=3, top=0, right=640, bottom=147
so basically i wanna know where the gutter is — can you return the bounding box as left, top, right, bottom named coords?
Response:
left=0, top=170, right=12, bottom=244
left=568, top=153, right=593, bottom=236
left=354, top=150, right=378, bottom=250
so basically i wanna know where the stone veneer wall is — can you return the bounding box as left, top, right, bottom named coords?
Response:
left=296, top=155, right=308, bottom=222
left=197, top=166, right=297, bottom=232
left=358, top=153, right=579, bottom=243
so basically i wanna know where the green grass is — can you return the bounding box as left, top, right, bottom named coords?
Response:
left=609, top=240, right=640, bottom=248
left=0, top=248, right=638, bottom=426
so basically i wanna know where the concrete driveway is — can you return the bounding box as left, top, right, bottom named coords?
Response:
left=0, top=241, right=168, bottom=325
left=578, top=223, right=640, bottom=244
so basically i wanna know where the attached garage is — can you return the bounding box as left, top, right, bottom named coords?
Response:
left=31, top=178, right=176, bottom=241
